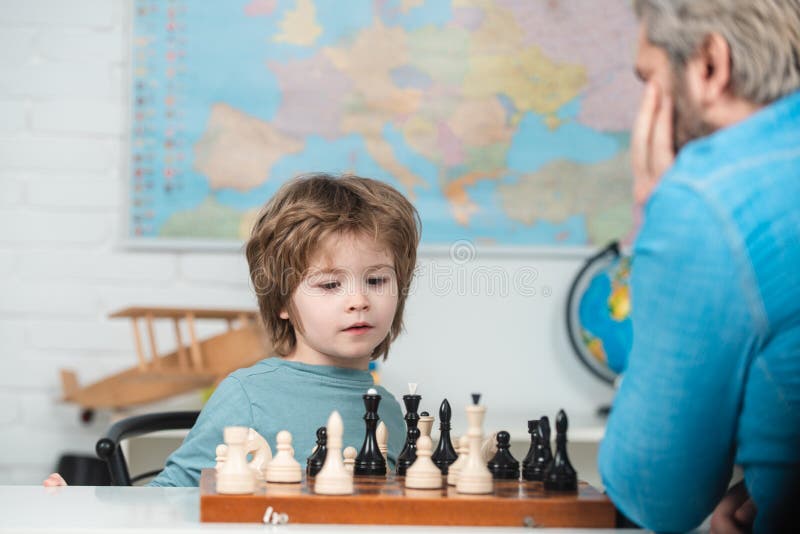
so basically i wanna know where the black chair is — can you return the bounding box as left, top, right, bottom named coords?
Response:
left=95, top=411, right=199, bottom=486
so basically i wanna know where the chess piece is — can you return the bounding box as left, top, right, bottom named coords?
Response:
left=521, top=420, right=539, bottom=481
left=216, top=426, right=256, bottom=494
left=418, top=411, right=435, bottom=439
left=397, top=383, right=421, bottom=476
left=343, top=446, right=357, bottom=473
left=306, top=426, right=327, bottom=478
left=405, top=435, right=443, bottom=489
left=215, top=444, right=227, bottom=472
left=456, top=393, right=493, bottom=494
left=431, top=398, right=458, bottom=474
left=528, top=416, right=553, bottom=481
left=447, top=435, right=469, bottom=486
left=314, top=411, right=354, bottom=495
left=397, top=427, right=420, bottom=477
left=245, top=428, right=273, bottom=481
left=354, top=388, right=387, bottom=476
left=213, top=428, right=272, bottom=480
left=376, top=421, right=388, bottom=462
left=544, top=410, right=578, bottom=492
left=265, top=430, right=302, bottom=483
left=487, top=430, right=520, bottom=480
left=481, top=431, right=498, bottom=462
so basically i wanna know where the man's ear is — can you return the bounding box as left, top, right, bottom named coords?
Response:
left=687, top=32, right=732, bottom=105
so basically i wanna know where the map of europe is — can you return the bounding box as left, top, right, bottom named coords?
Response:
left=130, top=0, right=640, bottom=247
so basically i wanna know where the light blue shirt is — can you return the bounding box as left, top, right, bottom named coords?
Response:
left=150, top=357, right=405, bottom=487
left=599, top=91, right=800, bottom=533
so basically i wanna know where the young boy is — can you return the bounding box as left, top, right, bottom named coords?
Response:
left=45, top=173, right=421, bottom=487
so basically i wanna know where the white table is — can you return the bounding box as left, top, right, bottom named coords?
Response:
left=0, top=485, right=640, bottom=533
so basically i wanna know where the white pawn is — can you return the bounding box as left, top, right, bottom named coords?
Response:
left=343, top=446, right=357, bottom=473
left=376, top=421, right=388, bottom=462
left=314, top=411, right=353, bottom=495
left=405, top=435, right=442, bottom=489
left=447, top=435, right=469, bottom=486
left=217, top=426, right=256, bottom=494
left=418, top=413, right=435, bottom=439
left=265, top=430, right=302, bottom=483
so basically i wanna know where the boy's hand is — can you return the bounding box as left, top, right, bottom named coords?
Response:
left=43, top=473, right=68, bottom=487
left=710, top=480, right=757, bottom=534
left=632, top=82, right=675, bottom=205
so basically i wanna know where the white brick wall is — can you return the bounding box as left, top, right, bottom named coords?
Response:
left=0, top=0, right=610, bottom=486
left=0, top=0, right=256, bottom=484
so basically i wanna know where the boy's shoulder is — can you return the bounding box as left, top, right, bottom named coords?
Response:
left=225, top=357, right=285, bottom=388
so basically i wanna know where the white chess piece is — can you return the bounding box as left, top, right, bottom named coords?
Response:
left=376, top=421, right=388, bottom=462
left=456, top=400, right=493, bottom=494
left=405, top=435, right=442, bottom=489
left=217, top=426, right=256, bottom=494
left=447, top=435, right=469, bottom=486
left=418, top=413, right=435, bottom=438
left=265, top=430, right=302, bottom=483
left=481, top=431, right=498, bottom=463
left=246, top=428, right=273, bottom=481
left=214, top=428, right=273, bottom=481
left=215, top=444, right=228, bottom=472
left=314, top=411, right=353, bottom=495
left=343, top=446, right=357, bottom=473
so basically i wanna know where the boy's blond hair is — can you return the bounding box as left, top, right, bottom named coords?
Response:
left=245, top=173, right=421, bottom=360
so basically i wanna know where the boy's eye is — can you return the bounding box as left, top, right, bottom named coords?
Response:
left=367, top=277, right=388, bottom=286
left=319, top=281, right=340, bottom=290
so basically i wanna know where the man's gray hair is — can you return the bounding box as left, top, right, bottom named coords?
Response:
left=635, top=0, right=800, bottom=104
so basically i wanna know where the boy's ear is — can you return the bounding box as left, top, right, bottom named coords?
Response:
left=279, top=309, right=289, bottom=320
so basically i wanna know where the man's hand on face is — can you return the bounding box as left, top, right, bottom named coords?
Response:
left=632, top=82, right=675, bottom=206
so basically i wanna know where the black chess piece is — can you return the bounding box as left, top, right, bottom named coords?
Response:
left=396, top=389, right=421, bottom=476
left=354, top=389, right=387, bottom=476
left=544, top=410, right=578, bottom=492
left=396, top=427, right=420, bottom=476
left=306, top=426, right=327, bottom=477
left=487, top=430, right=520, bottom=479
left=521, top=419, right=540, bottom=481
left=528, top=415, right=553, bottom=481
left=431, top=398, right=458, bottom=474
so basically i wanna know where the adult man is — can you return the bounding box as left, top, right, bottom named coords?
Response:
left=598, top=1, right=800, bottom=532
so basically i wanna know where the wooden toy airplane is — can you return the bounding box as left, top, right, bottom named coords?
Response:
left=61, top=306, right=272, bottom=419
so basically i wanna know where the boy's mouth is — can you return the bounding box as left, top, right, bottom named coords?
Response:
left=343, top=322, right=373, bottom=334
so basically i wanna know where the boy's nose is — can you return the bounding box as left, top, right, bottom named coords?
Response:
left=347, top=292, right=370, bottom=312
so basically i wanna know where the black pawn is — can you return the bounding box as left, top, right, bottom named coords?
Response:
left=528, top=416, right=553, bottom=481
left=521, top=419, right=539, bottom=481
left=487, top=430, right=520, bottom=479
left=306, top=426, right=327, bottom=477
left=354, top=390, right=387, bottom=476
left=544, top=410, right=578, bottom=491
left=431, top=399, right=458, bottom=474
left=396, top=390, right=421, bottom=476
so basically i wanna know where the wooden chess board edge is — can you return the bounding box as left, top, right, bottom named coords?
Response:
left=200, top=470, right=615, bottom=527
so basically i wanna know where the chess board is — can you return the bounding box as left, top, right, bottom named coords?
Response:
left=199, top=469, right=616, bottom=527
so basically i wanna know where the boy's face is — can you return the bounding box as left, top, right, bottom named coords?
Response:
left=280, top=232, right=399, bottom=370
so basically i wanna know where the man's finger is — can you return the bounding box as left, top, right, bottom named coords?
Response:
left=631, top=82, right=659, bottom=183
left=734, top=498, right=757, bottom=525
left=651, top=90, right=676, bottom=179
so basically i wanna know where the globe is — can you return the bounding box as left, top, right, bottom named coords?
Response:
left=566, top=242, right=632, bottom=384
